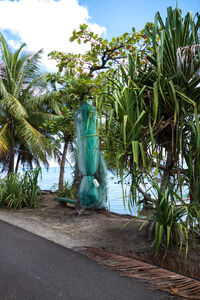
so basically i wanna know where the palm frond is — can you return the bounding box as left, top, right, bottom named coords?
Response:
left=28, top=112, right=61, bottom=128
left=25, top=92, right=61, bottom=115
left=0, top=33, right=12, bottom=69
left=0, top=85, right=28, bottom=119
left=0, top=124, right=9, bottom=157
left=17, top=118, right=52, bottom=166
left=78, top=247, right=200, bottom=300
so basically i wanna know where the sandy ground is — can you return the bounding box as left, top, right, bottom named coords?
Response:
left=0, top=194, right=151, bottom=252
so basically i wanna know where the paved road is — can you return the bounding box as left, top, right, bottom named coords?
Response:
left=0, top=220, right=172, bottom=300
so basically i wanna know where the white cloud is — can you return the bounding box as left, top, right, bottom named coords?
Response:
left=7, top=39, right=22, bottom=50
left=0, top=0, right=106, bottom=71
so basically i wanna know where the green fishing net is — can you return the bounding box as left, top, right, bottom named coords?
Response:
left=75, top=102, right=107, bottom=208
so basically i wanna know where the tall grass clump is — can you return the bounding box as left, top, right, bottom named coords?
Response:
left=146, top=181, right=188, bottom=255
left=0, top=168, right=41, bottom=209
left=57, top=181, right=76, bottom=199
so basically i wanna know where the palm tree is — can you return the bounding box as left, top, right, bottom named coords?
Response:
left=0, top=34, right=60, bottom=174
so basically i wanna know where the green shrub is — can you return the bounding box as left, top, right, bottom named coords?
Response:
left=0, top=168, right=41, bottom=209
left=145, top=181, right=189, bottom=255
left=57, top=181, right=76, bottom=199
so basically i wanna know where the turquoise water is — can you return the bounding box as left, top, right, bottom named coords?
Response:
left=38, top=166, right=137, bottom=216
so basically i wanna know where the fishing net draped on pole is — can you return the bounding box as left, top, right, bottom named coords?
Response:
left=75, top=102, right=107, bottom=208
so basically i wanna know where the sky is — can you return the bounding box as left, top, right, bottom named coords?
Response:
left=0, top=0, right=199, bottom=72
left=0, top=0, right=199, bottom=167
left=80, top=0, right=200, bottom=38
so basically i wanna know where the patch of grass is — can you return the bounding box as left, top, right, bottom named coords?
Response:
left=0, top=168, right=41, bottom=209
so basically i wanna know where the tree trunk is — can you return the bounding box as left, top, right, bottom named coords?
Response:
left=74, top=160, right=81, bottom=207
left=7, top=139, right=15, bottom=175
left=15, top=152, right=21, bottom=174
left=160, top=149, right=173, bottom=194
left=189, top=167, right=196, bottom=203
left=58, top=138, right=68, bottom=191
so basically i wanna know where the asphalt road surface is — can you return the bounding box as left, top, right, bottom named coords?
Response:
left=0, top=220, right=173, bottom=300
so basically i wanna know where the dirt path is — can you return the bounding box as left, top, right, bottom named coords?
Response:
left=0, top=194, right=151, bottom=252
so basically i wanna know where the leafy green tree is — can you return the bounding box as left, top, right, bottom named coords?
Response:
left=45, top=71, right=95, bottom=191
left=47, top=24, right=151, bottom=192
left=0, top=34, right=59, bottom=174
left=49, top=23, right=150, bottom=94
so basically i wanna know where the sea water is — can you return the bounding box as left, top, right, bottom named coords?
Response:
left=38, top=167, right=189, bottom=216
left=38, top=166, right=137, bottom=216
left=0, top=166, right=189, bottom=216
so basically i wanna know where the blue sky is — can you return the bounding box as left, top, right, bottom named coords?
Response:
left=79, top=0, right=200, bottom=38
left=0, top=0, right=198, bottom=167
left=0, top=0, right=199, bottom=71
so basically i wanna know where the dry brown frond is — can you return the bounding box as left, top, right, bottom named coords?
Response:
left=75, top=247, right=200, bottom=299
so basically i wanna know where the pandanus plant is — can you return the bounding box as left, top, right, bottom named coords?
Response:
left=144, top=7, right=200, bottom=201
left=104, top=6, right=200, bottom=200
left=101, top=6, right=200, bottom=251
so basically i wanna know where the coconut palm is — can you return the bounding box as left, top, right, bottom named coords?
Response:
left=0, top=34, right=60, bottom=174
